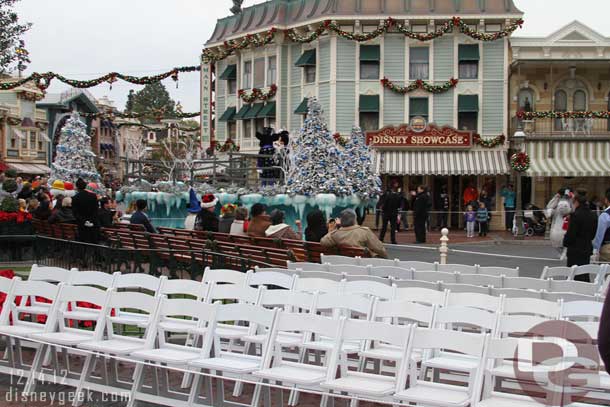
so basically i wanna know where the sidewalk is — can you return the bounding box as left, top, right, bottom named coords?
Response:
left=377, top=228, right=547, bottom=245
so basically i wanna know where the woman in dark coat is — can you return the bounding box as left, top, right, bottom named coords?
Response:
left=305, top=209, right=328, bottom=243
left=563, top=194, right=598, bottom=281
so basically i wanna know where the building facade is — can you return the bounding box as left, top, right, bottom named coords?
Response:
left=203, top=0, right=523, bottom=229
left=510, top=21, right=610, bottom=208
left=0, top=78, right=50, bottom=177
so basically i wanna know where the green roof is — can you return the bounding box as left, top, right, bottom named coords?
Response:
left=219, top=64, right=237, bottom=80
left=458, top=95, right=479, bottom=112
left=258, top=102, right=276, bottom=119
left=359, top=95, right=380, bottom=113
left=243, top=103, right=264, bottom=119
left=295, top=49, right=316, bottom=67
left=234, top=105, right=251, bottom=120
left=218, top=106, right=236, bottom=122
left=294, top=98, right=309, bottom=115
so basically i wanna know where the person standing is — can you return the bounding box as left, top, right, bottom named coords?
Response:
left=463, top=182, right=479, bottom=208
left=194, top=194, right=219, bottom=232
left=593, top=188, right=610, bottom=264
left=130, top=199, right=157, bottom=234
left=436, top=186, right=450, bottom=230
left=477, top=202, right=489, bottom=237
left=379, top=185, right=402, bottom=244
left=413, top=185, right=429, bottom=244
left=464, top=205, right=476, bottom=238
left=563, top=193, right=598, bottom=282
left=72, top=178, right=100, bottom=243
left=501, top=184, right=516, bottom=232
left=375, top=190, right=387, bottom=230
left=547, top=189, right=573, bottom=259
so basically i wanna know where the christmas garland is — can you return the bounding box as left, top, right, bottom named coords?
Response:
left=510, top=152, right=530, bottom=172
left=81, top=109, right=200, bottom=121
left=202, top=29, right=277, bottom=63
left=473, top=134, right=505, bottom=148
left=381, top=77, right=458, bottom=94
left=238, top=84, right=277, bottom=103
left=116, top=122, right=200, bottom=132
left=0, top=66, right=200, bottom=91
left=517, top=111, right=610, bottom=120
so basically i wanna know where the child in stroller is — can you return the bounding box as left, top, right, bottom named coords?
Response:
left=523, top=203, right=547, bottom=237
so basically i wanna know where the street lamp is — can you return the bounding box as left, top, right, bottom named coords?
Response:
left=512, top=129, right=526, bottom=239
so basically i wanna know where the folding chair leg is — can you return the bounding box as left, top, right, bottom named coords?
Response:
left=126, top=362, right=145, bottom=407
left=23, top=343, right=47, bottom=395
left=72, top=354, right=95, bottom=407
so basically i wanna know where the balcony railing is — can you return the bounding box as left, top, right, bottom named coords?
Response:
left=511, top=116, right=610, bottom=138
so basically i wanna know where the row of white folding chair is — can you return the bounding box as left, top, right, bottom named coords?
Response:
left=542, top=264, right=610, bottom=284
left=319, top=255, right=484, bottom=274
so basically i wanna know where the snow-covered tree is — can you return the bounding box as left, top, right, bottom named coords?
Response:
left=286, top=98, right=352, bottom=196
left=50, top=112, right=101, bottom=184
left=344, top=126, right=382, bottom=198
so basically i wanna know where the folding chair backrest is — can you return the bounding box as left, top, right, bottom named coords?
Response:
left=315, top=293, right=374, bottom=318
left=29, top=264, right=73, bottom=283
left=106, top=291, right=160, bottom=337
left=0, top=275, right=15, bottom=296
left=491, top=287, right=542, bottom=299
left=372, top=299, right=435, bottom=327
left=327, top=264, right=369, bottom=276
left=437, top=263, right=478, bottom=274
left=55, top=285, right=110, bottom=332
left=298, top=270, right=344, bottom=281
left=158, top=278, right=207, bottom=299
left=69, top=270, right=115, bottom=289
left=12, top=279, right=60, bottom=301
left=287, top=262, right=328, bottom=272
left=541, top=266, right=575, bottom=280
left=542, top=291, right=598, bottom=303
left=478, top=266, right=519, bottom=278
left=458, top=273, right=502, bottom=288
left=434, top=306, right=498, bottom=333
left=343, top=274, right=392, bottom=285
left=442, top=283, right=490, bottom=295
left=393, top=279, right=440, bottom=291
left=342, top=280, right=395, bottom=300
left=394, top=287, right=447, bottom=306
left=497, top=314, right=550, bottom=337
left=560, top=301, right=603, bottom=321
left=446, top=291, right=503, bottom=312
left=202, top=267, right=250, bottom=285
left=112, top=272, right=162, bottom=293
left=270, top=312, right=340, bottom=344
left=259, top=289, right=317, bottom=312
left=397, top=261, right=436, bottom=271
left=248, top=271, right=295, bottom=289
left=7, top=279, right=57, bottom=325
left=320, top=254, right=360, bottom=265
left=369, top=266, right=412, bottom=279
left=254, top=267, right=297, bottom=276
left=154, top=298, right=218, bottom=343
left=293, top=275, right=344, bottom=293
left=206, top=282, right=262, bottom=304
left=502, top=297, right=561, bottom=318
left=572, top=264, right=603, bottom=283
left=548, top=280, right=599, bottom=296
left=413, top=270, right=457, bottom=284
left=410, top=327, right=488, bottom=357
left=359, top=258, right=398, bottom=268
left=502, top=276, right=550, bottom=291
left=339, top=318, right=411, bottom=347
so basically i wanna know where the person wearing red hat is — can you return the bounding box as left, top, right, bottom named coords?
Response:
left=194, top=194, right=219, bottom=232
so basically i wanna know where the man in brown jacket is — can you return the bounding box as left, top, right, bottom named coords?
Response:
left=247, top=203, right=272, bottom=237
left=321, top=209, right=388, bottom=258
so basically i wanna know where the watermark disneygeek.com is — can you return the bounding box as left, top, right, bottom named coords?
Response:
left=3, top=387, right=129, bottom=405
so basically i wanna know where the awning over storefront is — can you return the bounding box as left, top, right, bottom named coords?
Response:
left=294, top=98, right=309, bottom=115
left=218, top=106, right=237, bottom=122
left=374, top=150, right=509, bottom=176
left=8, top=163, right=51, bottom=175
left=294, top=49, right=316, bottom=67
left=234, top=105, right=251, bottom=120
left=526, top=141, right=610, bottom=177
left=243, top=103, right=264, bottom=119
left=258, top=102, right=276, bottom=119
left=219, top=64, right=237, bottom=80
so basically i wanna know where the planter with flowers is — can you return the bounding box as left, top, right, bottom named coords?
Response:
left=0, top=188, right=33, bottom=235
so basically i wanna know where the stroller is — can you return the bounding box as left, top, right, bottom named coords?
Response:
left=523, top=204, right=547, bottom=237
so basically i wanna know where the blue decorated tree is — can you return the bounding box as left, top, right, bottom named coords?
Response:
left=50, top=112, right=102, bottom=184
left=344, top=125, right=381, bottom=199
left=286, top=98, right=352, bottom=196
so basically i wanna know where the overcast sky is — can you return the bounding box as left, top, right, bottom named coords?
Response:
left=14, top=0, right=610, bottom=115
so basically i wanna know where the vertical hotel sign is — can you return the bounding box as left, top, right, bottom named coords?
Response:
left=201, top=61, right=212, bottom=147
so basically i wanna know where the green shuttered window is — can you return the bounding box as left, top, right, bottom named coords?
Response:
left=219, top=65, right=237, bottom=80
left=359, top=95, right=380, bottom=112
left=295, top=49, right=316, bottom=67
left=218, top=107, right=236, bottom=122
left=458, top=95, right=479, bottom=112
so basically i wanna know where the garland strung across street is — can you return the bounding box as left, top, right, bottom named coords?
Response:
left=116, top=122, right=200, bottom=132
left=0, top=66, right=200, bottom=91
left=381, top=77, right=458, bottom=94
left=238, top=84, right=278, bottom=103
left=510, top=152, right=530, bottom=172
left=80, top=109, right=200, bottom=121
left=517, top=111, right=610, bottom=119
left=203, top=17, right=523, bottom=62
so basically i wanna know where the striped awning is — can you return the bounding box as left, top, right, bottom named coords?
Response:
left=374, top=150, right=509, bottom=176
left=526, top=141, right=610, bottom=177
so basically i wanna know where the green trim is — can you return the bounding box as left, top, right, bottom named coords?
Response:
left=234, top=105, right=251, bottom=120
left=243, top=103, right=264, bottom=119
left=458, top=95, right=479, bottom=112
left=294, top=98, right=309, bottom=115
left=360, top=45, right=380, bottom=61
left=359, top=95, right=380, bottom=112
left=218, top=106, right=236, bottom=122
left=219, top=64, right=237, bottom=80
left=294, top=49, right=316, bottom=67
left=409, top=97, right=429, bottom=116
left=458, top=44, right=480, bottom=61
left=258, top=102, right=276, bottom=118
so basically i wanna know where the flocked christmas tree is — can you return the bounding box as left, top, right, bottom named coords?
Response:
left=344, top=126, right=381, bottom=199
left=50, top=112, right=102, bottom=184
left=286, top=98, right=353, bottom=196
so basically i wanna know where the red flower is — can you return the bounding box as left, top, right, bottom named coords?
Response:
left=450, top=78, right=459, bottom=86
left=416, top=79, right=424, bottom=88
left=452, top=17, right=461, bottom=27
left=323, top=20, right=331, bottom=27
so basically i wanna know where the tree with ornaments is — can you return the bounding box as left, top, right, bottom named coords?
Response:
left=343, top=126, right=381, bottom=199
left=286, top=98, right=352, bottom=196
left=50, top=112, right=102, bottom=185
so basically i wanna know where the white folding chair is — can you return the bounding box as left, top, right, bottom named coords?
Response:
left=370, top=266, right=412, bottom=279
left=547, top=279, right=599, bottom=296
left=572, top=264, right=604, bottom=284
left=247, top=271, right=296, bottom=290
left=413, top=270, right=458, bottom=284
left=254, top=266, right=297, bottom=276
left=29, top=264, right=74, bottom=283
left=359, top=258, right=398, bottom=268
left=202, top=267, right=252, bottom=286
left=393, top=287, right=447, bottom=307
left=111, top=272, right=164, bottom=327
left=541, top=265, right=575, bottom=280
left=394, top=328, right=489, bottom=407
left=491, top=287, right=543, bottom=299
left=328, top=264, right=370, bottom=276
left=397, top=261, right=436, bottom=271
left=502, top=276, right=550, bottom=291
left=502, top=297, right=561, bottom=318
left=437, top=263, right=479, bottom=274
left=394, top=279, right=440, bottom=290
left=542, top=291, right=599, bottom=303
left=343, top=274, right=392, bottom=285
left=478, top=266, right=519, bottom=278
left=343, top=280, right=396, bottom=300
left=24, top=284, right=111, bottom=394
left=321, top=319, right=411, bottom=404
left=442, top=282, right=491, bottom=295
left=187, top=304, right=278, bottom=407
left=128, top=299, right=219, bottom=407
left=293, top=274, right=344, bottom=293
left=560, top=301, right=603, bottom=322
left=446, top=291, right=504, bottom=313
left=69, top=270, right=116, bottom=288
left=287, top=261, right=329, bottom=272
left=320, top=254, right=360, bottom=265
left=458, top=273, right=502, bottom=288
